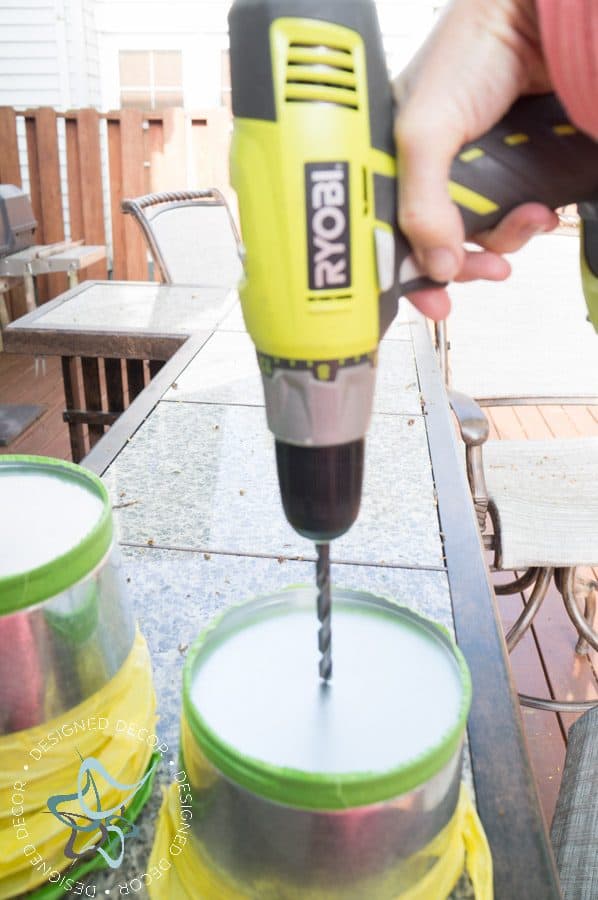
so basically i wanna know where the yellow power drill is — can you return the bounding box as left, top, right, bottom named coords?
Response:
left=228, top=0, right=598, bottom=680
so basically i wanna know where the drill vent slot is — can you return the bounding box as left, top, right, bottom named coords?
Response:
left=308, top=293, right=353, bottom=302
left=285, top=41, right=358, bottom=109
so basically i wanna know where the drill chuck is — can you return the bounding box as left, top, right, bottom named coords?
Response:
left=275, top=439, right=364, bottom=541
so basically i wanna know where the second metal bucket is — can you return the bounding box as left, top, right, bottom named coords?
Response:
left=180, top=586, right=472, bottom=898
left=0, top=455, right=136, bottom=735
left=0, top=455, right=159, bottom=898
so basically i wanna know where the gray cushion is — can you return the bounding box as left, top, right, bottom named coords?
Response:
left=484, top=437, right=598, bottom=569
left=551, top=706, right=598, bottom=899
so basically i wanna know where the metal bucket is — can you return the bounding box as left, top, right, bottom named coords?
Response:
left=181, top=587, right=472, bottom=898
left=0, top=455, right=136, bottom=736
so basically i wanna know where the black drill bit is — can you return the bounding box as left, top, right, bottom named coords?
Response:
left=316, top=543, right=332, bottom=682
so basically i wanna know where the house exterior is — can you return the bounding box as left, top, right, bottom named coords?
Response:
left=0, top=0, right=444, bottom=254
left=0, top=0, right=101, bottom=109
left=0, top=1, right=445, bottom=114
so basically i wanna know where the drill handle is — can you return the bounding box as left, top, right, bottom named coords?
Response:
left=579, top=203, right=598, bottom=332
left=398, top=94, right=598, bottom=296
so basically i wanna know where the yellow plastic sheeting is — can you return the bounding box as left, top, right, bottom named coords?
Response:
left=0, top=631, right=156, bottom=899
left=148, top=781, right=492, bottom=900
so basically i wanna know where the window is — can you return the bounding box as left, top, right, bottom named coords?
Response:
left=119, top=50, right=184, bottom=110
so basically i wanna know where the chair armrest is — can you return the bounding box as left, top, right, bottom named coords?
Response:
left=447, top=389, right=489, bottom=447
left=447, top=390, right=490, bottom=531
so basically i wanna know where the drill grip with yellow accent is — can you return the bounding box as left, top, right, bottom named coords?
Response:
left=441, top=93, right=598, bottom=281
left=579, top=203, right=598, bottom=332
left=228, top=0, right=598, bottom=542
left=411, top=93, right=598, bottom=314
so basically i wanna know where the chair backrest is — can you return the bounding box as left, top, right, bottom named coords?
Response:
left=122, top=190, right=243, bottom=289
left=439, top=233, right=598, bottom=405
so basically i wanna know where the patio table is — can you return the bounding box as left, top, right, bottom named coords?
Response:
left=77, top=302, right=562, bottom=898
left=0, top=245, right=108, bottom=443
left=2, top=280, right=238, bottom=461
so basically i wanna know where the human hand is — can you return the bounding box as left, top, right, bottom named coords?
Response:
left=394, top=0, right=559, bottom=319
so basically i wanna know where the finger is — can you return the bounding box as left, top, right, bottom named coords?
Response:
left=395, top=112, right=466, bottom=282
left=454, top=249, right=511, bottom=282
left=405, top=287, right=452, bottom=321
left=473, top=202, right=558, bottom=253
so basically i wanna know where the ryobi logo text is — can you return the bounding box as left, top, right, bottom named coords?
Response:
left=305, top=162, right=351, bottom=292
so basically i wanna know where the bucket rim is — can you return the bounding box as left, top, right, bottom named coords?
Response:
left=182, top=586, right=472, bottom=810
left=0, top=454, right=113, bottom=613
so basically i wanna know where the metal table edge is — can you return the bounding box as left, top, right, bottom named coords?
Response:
left=3, top=280, right=237, bottom=357
left=410, top=315, right=562, bottom=898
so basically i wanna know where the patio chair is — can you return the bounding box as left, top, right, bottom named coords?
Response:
left=551, top=704, right=598, bottom=899
left=121, top=189, right=243, bottom=288
left=442, top=233, right=598, bottom=712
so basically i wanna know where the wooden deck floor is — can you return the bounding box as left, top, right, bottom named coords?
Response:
left=1, top=349, right=597, bottom=829
left=0, top=353, right=71, bottom=459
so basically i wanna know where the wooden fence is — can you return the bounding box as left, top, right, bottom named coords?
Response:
left=0, top=105, right=231, bottom=314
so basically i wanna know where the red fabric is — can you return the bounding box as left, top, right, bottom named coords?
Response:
left=0, top=615, right=44, bottom=732
left=537, top=0, right=598, bottom=139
